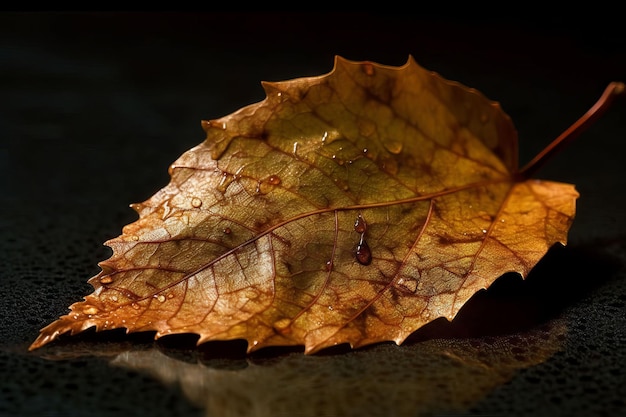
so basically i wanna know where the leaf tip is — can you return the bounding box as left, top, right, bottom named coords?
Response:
left=28, top=335, right=47, bottom=351
left=201, top=119, right=227, bottom=132
left=28, top=322, right=67, bottom=351
left=129, top=202, right=143, bottom=213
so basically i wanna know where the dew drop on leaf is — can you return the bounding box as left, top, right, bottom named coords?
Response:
left=354, top=214, right=367, bottom=233
left=82, top=306, right=98, bottom=315
left=356, top=237, right=372, bottom=266
left=384, top=139, right=403, bottom=154
left=217, top=172, right=233, bottom=193
left=268, top=175, right=281, bottom=185
left=223, top=227, right=232, bottom=234
left=191, top=197, right=202, bottom=208
left=99, top=276, right=113, bottom=284
left=274, top=318, right=291, bottom=332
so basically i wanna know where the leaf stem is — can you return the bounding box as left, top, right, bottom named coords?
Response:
left=518, top=81, right=625, bottom=179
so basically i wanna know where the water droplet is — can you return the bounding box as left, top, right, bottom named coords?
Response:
left=234, top=166, right=244, bottom=179
left=100, top=276, right=113, bottom=284
left=157, top=295, right=166, bottom=303
left=82, top=306, right=99, bottom=315
left=325, top=260, right=333, bottom=271
left=111, top=295, right=119, bottom=302
left=167, top=293, right=175, bottom=299
left=267, top=175, right=281, bottom=185
left=396, top=277, right=418, bottom=293
left=161, top=201, right=172, bottom=220
left=321, top=131, right=328, bottom=144
left=223, top=227, right=232, bottom=234
left=363, top=148, right=368, bottom=154
left=356, top=237, right=372, bottom=265
left=274, top=318, right=291, bottom=331
left=191, top=197, right=202, bottom=208
left=354, top=214, right=367, bottom=233
left=328, top=305, right=334, bottom=311
left=131, top=303, right=140, bottom=310
left=482, top=229, right=487, bottom=234
left=130, top=235, right=139, bottom=241
left=384, top=139, right=403, bottom=154
left=217, top=172, right=234, bottom=193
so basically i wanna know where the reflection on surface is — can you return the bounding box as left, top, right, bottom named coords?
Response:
left=111, top=318, right=566, bottom=417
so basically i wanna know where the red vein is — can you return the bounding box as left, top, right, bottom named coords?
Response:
left=314, top=199, right=435, bottom=347
left=126, top=178, right=512, bottom=303
left=448, top=182, right=515, bottom=315
left=284, top=210, right=340, bottom=328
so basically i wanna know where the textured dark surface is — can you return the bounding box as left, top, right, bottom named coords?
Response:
left=2, top=12, right=626, bottom=417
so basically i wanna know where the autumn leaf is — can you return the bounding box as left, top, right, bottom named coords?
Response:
left=29, top=56, right=624, bottom=354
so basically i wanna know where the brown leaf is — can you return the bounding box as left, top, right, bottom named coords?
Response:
left=30, top=56, right=587, bottom=353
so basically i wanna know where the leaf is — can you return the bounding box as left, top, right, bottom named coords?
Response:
left=29, top=56, right=621, bottom=354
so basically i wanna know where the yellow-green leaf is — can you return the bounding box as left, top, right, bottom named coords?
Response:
left=30, top=56, right=581, bottom=354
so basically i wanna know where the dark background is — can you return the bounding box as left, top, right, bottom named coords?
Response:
left=1, top=12, right=625, bottom=417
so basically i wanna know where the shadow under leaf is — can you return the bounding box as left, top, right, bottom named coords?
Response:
left=112, top=318, right=568, bottom=417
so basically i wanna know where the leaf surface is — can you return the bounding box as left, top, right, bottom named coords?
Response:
left=30, top=56, right=578, bottom=353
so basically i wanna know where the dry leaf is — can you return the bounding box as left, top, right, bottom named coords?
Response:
left=29, top=56, right=623, bottom=354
